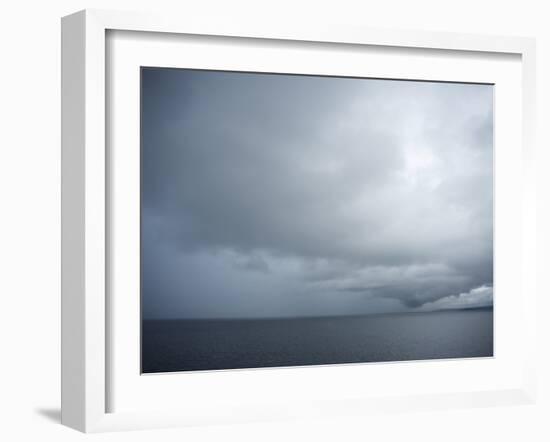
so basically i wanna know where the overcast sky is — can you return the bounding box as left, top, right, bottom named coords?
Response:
left=141, top=68, right=493, bottom=319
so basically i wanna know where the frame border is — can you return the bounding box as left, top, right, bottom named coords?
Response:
left=61, top=9, right=537, bottom=432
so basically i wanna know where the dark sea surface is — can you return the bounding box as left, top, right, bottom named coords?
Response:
left=142, top=308, right=493, bottom=373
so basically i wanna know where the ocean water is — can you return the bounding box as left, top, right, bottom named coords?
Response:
left=141, top=308, right=493, bottom=373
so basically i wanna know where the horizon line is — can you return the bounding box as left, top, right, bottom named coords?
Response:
left=142, top=305, right=494, bottom=321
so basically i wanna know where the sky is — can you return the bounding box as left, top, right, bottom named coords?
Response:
left=141, top=68, right=494, bottom=319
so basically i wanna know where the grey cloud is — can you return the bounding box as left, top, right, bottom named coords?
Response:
left=141, top=68, right=493, bottom=318
left=418, top=285, right=493, bottom=311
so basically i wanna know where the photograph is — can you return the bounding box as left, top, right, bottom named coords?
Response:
left=140, top=67, right=494, bottom=374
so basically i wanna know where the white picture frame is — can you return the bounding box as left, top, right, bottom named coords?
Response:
left=61, top=9, right=537, bottom=433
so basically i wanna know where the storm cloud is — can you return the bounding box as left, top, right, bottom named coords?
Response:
left=141, top=68, right=493, bottom=319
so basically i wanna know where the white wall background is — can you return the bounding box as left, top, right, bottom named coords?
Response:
left=0, top=0, right=548, bottom=440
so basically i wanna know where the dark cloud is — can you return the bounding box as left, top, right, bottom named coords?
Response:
left=141, top=68, right=493, bottom=318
